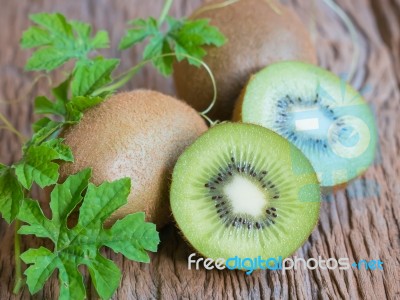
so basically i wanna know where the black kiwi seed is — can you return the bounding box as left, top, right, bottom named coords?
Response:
left=205, top=155, right=283, bottom=232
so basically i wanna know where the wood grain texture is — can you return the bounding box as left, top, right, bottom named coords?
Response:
left=0, top=0, right=399, bottom=299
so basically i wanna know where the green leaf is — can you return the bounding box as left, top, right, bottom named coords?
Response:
left=19, top=172, right=160, bottom=300
left=34, top=96, right=65, bottom=116
left=14, top=145, right=63, bottom=189
left=42, top=139, right=74, bottom=162
left=49, top=169, right=91, bottom=225
left=52, top=76, right=71, bottom=104
left=27, top=119, right=64, bottom=148
left=21, top=27, right=51, bottom=48
left=22, top=13, right=110, bottom=71
left=66, top=95, right=105, bottom=122
left=91, top=31, right=110, bottom=49
left=71, top=58, right=119, bottom=97
left=171, top=18, right=227, bottom=66
left=34, top=76, right=71, bottom=118
left=26, top=47, right=71, bottom=71
left=20, top=247, right=59, bottom=294
left=0, top=166, right=24, bottom=223
left=29, top=13, right=72, bottom=36
left=32, top=117, right=52, bottom=133
left=103, top=212, right=159, bottom=262
left=119, top=18, right=158, bottom=50
left=18, top=199, right=57, bottom=240
left=120, top=15, right=226, bottom=75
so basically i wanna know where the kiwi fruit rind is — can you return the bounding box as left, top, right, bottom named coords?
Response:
left=234, top=61, right=377, bottom=187
left=59, top=90, right=208, bottom=228
left=173, top=0, right=317, bottom=121
left=170, top=123, right=320, bottom=263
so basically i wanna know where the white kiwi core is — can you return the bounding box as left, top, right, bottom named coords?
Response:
left=223, top=175, right=268, bottom=218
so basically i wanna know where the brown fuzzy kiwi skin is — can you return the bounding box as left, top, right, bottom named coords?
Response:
left=58, top=90, right=208, bottom=228
left=173, top=0, right=317, bottom=121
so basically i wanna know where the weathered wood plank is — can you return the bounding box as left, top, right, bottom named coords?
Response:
left=0, top=0, right=399, bottom=299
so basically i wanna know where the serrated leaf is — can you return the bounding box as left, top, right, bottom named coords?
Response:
left=32, top=117, right=52, bottom=133
left=14, top=145, right=62, bottom=189
left=18, top=199, right=57, bottom=240
left=152, top=40, right=173, bottom=76
left=90, top=31, right=110, bottom=49
left=119, top=18, right=158, bottom=50
left=21, top=27, right=51, bottom=48
left=26, top=47, right=71, bottom=71
left=143, top=35, right=164, bottom=60
left=19, top=174, right=159, bottom=300
left=71, top=58, right=119, bottom=97
left=87, top=254, right=121, bottom=300
left=26, top=120, right=63, bottom=149
left=49, top=169, right=91, bottom=225
left=22, top=13, right=110, bottom=71
left=34, top=96, right=65, bottom=116
left=120, top=15, right=226, bottom=76
left=42, top=138, right=74, bottom=162
left=29, top=13, right=72, bottom=37
left=103, top=212, right=159, bottom=262
left=20, top=247, right=59, bottom=294
left=66, top=95, right=105, bottom=122
left=171, top=18, right=226, bottom=66
left=0, top=166, right=24, bottom=223
left=119, top=29, right=149, bottom=50
left=52, top=76, right=71, bottom=104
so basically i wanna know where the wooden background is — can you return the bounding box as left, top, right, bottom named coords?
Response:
left=1, top=0, right=399, bottom=299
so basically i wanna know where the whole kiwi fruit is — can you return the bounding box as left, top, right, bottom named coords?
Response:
left=59, top=90, right=207, bottom=228
left=173, top=0, right=317, bottom=120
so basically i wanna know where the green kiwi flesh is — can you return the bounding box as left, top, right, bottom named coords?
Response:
left=173, top=0, right=317, bottom=121
left=60, top=90, right=208, bottom=228
left=235, top=61, right=377, bottom=187
left=171, top=123, right=320, bottom=263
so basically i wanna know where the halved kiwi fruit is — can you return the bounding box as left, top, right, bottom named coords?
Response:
left=171, top=123, right=320, bottom=263
left=234, top=61, right=377, bottom=187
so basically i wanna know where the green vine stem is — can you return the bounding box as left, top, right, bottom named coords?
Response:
left=0, top=112, right=28, bottom=143
left=322, top=0, right=360, bottom=82
left=192, top=0, right=280, bottom=18
left=158, top=0, right=173, bottom=26
left=12, top=219, right=25, bottom=294
left=92, top=53, right=219, bottom=126
left=192, top=0, right=240, bottom=17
